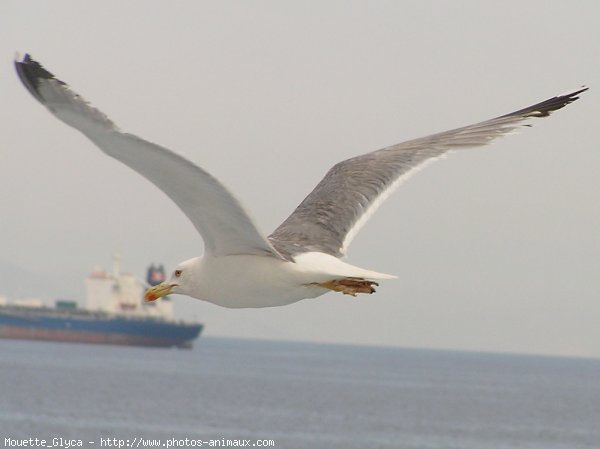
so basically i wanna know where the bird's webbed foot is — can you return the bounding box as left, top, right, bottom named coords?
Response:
left=316, top=278, right=379, bottom=297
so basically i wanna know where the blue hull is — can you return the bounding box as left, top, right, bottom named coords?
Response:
left=0, top=306, right=203, bottom=348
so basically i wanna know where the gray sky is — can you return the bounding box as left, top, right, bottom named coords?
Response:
left=1, top=1, right=599, bottom=357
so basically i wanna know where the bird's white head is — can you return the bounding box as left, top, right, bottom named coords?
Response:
left=144, top=257, right=202, bottom=302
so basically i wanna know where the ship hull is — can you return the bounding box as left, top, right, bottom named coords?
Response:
left=0, top=307, right=203, bottom=349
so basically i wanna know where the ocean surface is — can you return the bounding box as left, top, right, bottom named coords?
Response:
left=1, top=338, right=599, bottom=449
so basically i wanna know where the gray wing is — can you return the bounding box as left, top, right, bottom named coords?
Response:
left=16, top=54, right=282, bottom=259
left=269, top=88, right=587, bottom=258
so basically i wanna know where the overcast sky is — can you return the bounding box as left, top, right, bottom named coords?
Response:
left=1, top=1, right=598, bottom=357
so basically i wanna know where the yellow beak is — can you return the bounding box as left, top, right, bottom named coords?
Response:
left=144, top=282, right=175, bottom=302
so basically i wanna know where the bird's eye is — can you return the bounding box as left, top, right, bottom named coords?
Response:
left=174, top=269, right=182, bottom=278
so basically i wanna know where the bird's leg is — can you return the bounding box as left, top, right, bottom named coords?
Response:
left=315, top=278, right=379, bottom=297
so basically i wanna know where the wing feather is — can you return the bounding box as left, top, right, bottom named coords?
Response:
left=269, top=87, right=587, bottom=258
left=15, top=54, right=281, bottom=259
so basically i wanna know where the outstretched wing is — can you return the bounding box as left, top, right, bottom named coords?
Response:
left=269, top=87, right=587, bottom=258
left=16, top=54, right=281, bottom=259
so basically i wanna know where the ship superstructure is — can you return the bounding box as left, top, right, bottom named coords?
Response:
left=86, top=254, right=173, bottom=318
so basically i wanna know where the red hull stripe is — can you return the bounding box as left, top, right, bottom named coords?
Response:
left=0, top=325, right=194, bottom=348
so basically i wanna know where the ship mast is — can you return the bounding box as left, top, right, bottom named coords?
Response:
left=112, top=252, right=121, bottom=280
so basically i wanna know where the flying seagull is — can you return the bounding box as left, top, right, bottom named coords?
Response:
left=15, top=54, right=587, bottom=308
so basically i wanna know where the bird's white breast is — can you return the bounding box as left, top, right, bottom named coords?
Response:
left=188, top=255, right=326, bottom=308
left=186, top=252, right=395, bottom=309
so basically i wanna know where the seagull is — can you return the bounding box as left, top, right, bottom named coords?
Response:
left=15, top=54, right=587, bottom=308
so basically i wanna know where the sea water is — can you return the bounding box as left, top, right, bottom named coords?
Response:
left=0, top=338, right=599, bottom=449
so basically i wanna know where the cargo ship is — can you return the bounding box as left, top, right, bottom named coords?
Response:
left=0, top=255, right=203, bottom=348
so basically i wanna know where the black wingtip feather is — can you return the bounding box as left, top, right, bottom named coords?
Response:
left=502, top=86, right=589, bottom=119
left=14, top=53, right=64, bottom=103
